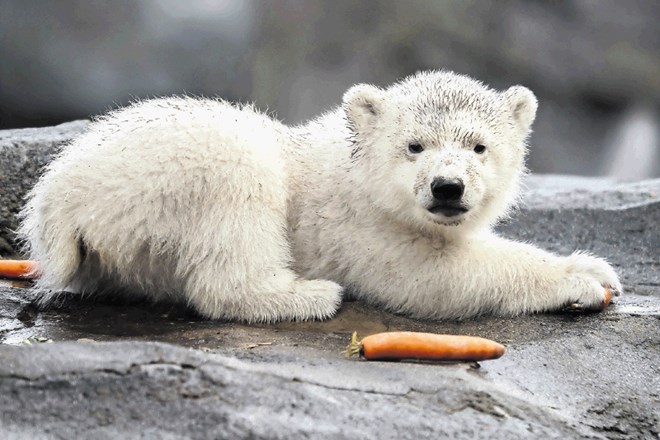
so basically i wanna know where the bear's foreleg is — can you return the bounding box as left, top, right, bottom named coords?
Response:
left=354, top=233, right=621, bottom=319
left=433, top=234, right=622, bottom=317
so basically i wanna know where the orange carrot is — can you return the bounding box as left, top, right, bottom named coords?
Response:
left=602, top=288, right=612, bottom=308
left=0, top=260, right=40, bottom=280
left=346, top=331, right=505, bottom=362
left=568, top=288, right=614, bottom=311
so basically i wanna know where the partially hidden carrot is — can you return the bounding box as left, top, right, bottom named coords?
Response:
left=346, top=331, right=505, bottom=362
left=568, top=287, right=613, bottom=312
left=0, top=260, right=40, bottom=280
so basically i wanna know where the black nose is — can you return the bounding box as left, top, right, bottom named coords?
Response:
left=430, top=178, right=464, bottom=201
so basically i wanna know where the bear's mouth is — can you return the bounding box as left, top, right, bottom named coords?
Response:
left=427, top=203, right=469, bottom=217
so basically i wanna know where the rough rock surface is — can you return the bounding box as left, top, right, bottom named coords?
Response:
left=0, top=123, right=659, bottom=439
left=502, top=175, right=660, bottom=297
left=0, top=121, right=89, bottom=255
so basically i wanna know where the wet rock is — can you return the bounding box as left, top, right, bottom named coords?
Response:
left=0, top=298, right=658, bottom=439
left=0, top=341, right=604, bottom=439
left=0, top=122, right=658, bottom=438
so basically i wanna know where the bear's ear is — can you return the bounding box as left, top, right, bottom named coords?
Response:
left=503, top=86, right=538, bottom=132
left=342, top=84, right=385, bottom=132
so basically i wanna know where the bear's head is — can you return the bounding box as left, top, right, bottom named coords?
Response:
left=342, top=70, right=537, bottom=233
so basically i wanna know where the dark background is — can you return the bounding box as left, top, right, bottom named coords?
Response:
left=1, top=0, right=658, bottom=179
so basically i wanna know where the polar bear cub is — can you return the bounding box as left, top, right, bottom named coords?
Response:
left=19, top=70, right=621, bottom=322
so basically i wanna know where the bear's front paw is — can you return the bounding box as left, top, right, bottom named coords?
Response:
left=566, top=252, right=623, bottom=295
left=559, top=252, right=622, bottom=311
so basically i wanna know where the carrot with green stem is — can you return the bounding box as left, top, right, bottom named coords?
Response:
left=346, top=331, right=506, bottom=362
left=0, top=260, right=40, bottom=280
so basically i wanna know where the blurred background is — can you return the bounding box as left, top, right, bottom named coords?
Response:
left=1, top=0, right=658, bottom=179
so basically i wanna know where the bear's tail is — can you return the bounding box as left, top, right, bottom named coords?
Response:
left=16, top=189, right=82, bottom=305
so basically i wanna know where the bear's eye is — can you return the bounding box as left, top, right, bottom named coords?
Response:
left=473, top=144, right=487, bottom=154
left=408, top=143, right=424, bottom=154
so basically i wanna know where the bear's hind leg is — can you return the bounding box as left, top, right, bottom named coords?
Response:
left=177, top=190, right=342, bottom=323
left=185, top=265, right=343, bottom=323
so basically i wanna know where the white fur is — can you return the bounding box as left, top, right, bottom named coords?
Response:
left=19, top=70, right=622, bottom=322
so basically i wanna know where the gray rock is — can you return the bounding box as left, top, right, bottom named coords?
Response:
left=0, top=122, right=658, bottom=438
left=0, top=297, right=658, bottom=439
left=0, top=121, right=89, bottom=255
left=0, top=341, right=589, bottom=439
